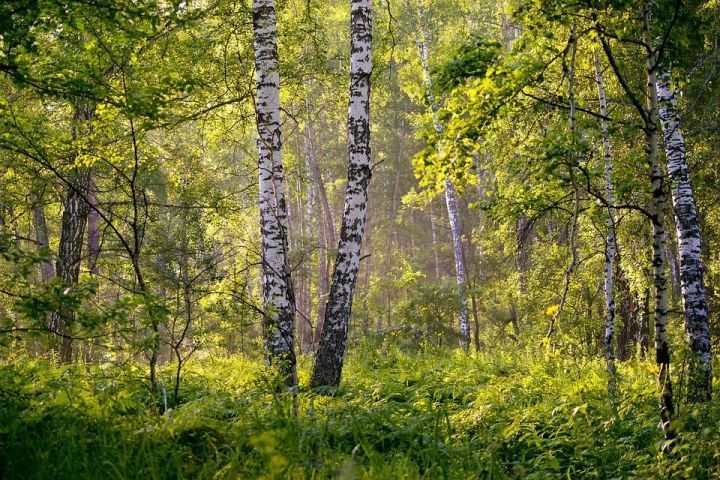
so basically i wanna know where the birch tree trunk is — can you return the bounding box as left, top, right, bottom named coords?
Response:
left=594, top=51, right=618, bottom=397
left=657, top=69, right=712, bottom=402
left=415, top=4, right=470, bottom=350
left=252, top=0, right=296, bottom=388
left=445, top=181, right=470, bottom=350
left=643, top=7, right=674, bottom=443
left=311, top=0, right=372, bottom=389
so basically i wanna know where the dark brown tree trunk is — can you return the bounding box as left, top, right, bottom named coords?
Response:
left=52, top=100, right=95, bottom=363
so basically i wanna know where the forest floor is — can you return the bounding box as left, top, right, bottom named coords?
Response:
left=1, top=340, right=719, bottom=479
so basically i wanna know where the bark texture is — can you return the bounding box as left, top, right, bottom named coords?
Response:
left=52, top=100, right=95, bottom=363
left=253, top=0, right=296, bottom=388
left=311, top=0, right=372, bottom=389
left=444, top=180, right=470, bottom=350
left=594, top=51, right=617, bottom=397
left=643, top=7, right=674, bottom=444
left=657, top=69, right=712, bottom=402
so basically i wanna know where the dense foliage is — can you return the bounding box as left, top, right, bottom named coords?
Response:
left=2, top=0, right=720, bottom=477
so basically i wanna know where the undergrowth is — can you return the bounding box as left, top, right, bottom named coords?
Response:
left=1, top=340, right=719, bottom=479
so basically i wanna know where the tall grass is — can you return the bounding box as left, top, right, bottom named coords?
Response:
left=1, top=340, right=718, bottom=479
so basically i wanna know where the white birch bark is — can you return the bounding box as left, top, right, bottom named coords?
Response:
left=253, top=0, right=296, bottom=387
left=444, top=181, right=470, bottom=350
left=594, top=51, right=617, bottom=395
left=642, top=6, right=674, bottom=442
left=311, top=0, right=372, bottom=388
left=657, top=69, right=712, bottom=402
left=415, top=4, right=470, bottom=350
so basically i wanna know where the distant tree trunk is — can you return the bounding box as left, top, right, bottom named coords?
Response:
left=445, top=181, right=470, bottom=350
left=615, top=256, right=638, bottom=361
left=381, top=106, right=406, bottom=328
left=304, top=94, right=331, bottom=347
left=309, top=135, right=337, bottom=250
left=52, top=100, right=95, bottom=363
left=301, top=114, right=317, bottom=352
left=665, top=233, right=681, bottom=302
left=362, top=219, right=371, bottom=333
left=415, top=5, right=470, bottom=350
left=594, top=51, right=617, bottom=395
left=516, top=216, right=531, bottom=293
left=31, top=199, right=54, bottom=283
left=87, top=182, right=100, bottom=275
left=429, top=204, right=441, bottom=279
left=464, top=240, right=482, bottom=350
left=311, top=0, right=372, bottom=389
left=316, top=201, right=329, bottom=344
left=657, top=69, right=712, bottom=403
left=639, top=288, right=650, bottom=358
left=252, top=0, right=296, bottom=388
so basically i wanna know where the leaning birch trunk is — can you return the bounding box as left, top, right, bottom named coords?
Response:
left=657, top=69, right=712, bottom=402
left=643, top=7, right=674, bottom=445
left=594, top=51, right=618, bottom=398
left=311, top=0, right=372, bottom=389
left=252, top=0, right=296, bottom=388
left=416, top=5, right=470, bottom=350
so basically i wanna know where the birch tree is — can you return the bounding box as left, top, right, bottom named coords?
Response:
left=414, top=3, right=471, bottom=351
left=595, top=3, right=674, bottom=443
left=657, top=69, right=712, bottom=402
left=252, top=0, right=296, bottom=388
left=593, top=51, right=618, bottom=397
left=642, top=6, right=674, bottom=442
left=311, top=0, right=372, bottom=389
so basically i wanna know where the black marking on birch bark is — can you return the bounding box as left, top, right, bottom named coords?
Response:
left=657, top=68, right=712, bottom=402
left=311, top=0, right=372, bottom=390
left=253, top=0, right=296, bottom=388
